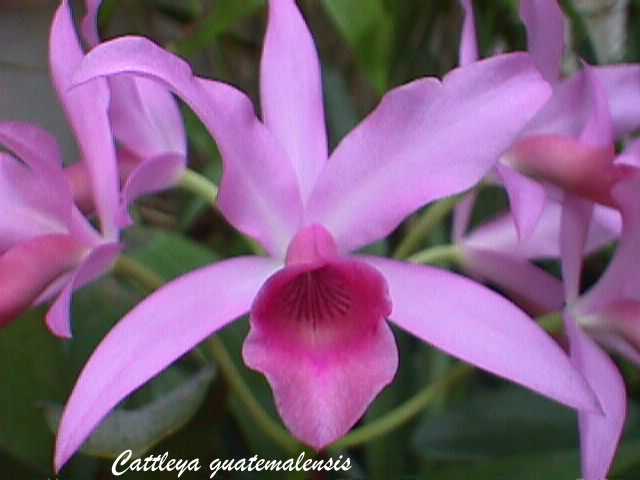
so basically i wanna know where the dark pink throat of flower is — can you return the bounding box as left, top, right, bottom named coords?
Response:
left=281, top=267, right=352, bottom=328
left=249, top=224, right=392, bottom=350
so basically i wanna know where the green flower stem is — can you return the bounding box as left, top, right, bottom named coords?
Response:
left=113, top=255, right=299, bottom=454
left=393, top=196, right=460, bottom=260
left=113, top=255, right=166, bottom=292
left=329, top=364, right=472, bottom=452
left=179, top=168, right=219, bottom=207
left=407, top=244, right=463, bottom=266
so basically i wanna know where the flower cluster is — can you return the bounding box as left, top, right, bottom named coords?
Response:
left=2, top=1, right=639, bottom=479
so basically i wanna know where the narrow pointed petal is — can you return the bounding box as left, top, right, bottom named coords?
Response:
left=525, top=65, right=640, bottom=139
left=364, top=257, right=600, bottom=413
left=81, top=0, right=102, bottom=46
left=54, top=256, right=279, bottom=472
left=261, top=0, right=328, bottom=200
left=306, top=54, right=551, bottom=253
left=462, top=248, right=564, bottom=314
left=580, top=178, right=640, bottom=311
left=458, top=0, right=479, bottom=66
left=117, top=153, right=186, bottom=228
left=580, top=65, right=614, bottom=150
left=464, top=201, right=619, bottom=260
left=0, top=154, right=71, bottom=249
left=50, top=0, right=119, bottom=239
left=564, top=313, right=626, bottom=480
left=452, top=190, right=478, bottom=242
left=0, top=235, right=86, bottom=327
left=46, top=243, right=121, bottom=338
left=595, top=65, right=640, bottom=138
left=73, top=36, right=303, bottom=257
left=496, top=164, right=546, bottom=241
left=561, top=194, right=593, bottom=303
left=108, top=75, right=187, bottom=161
left=244, top=258, right=395, bottom=449
left=81, top=0, right=188, bottom=163
left=0, top=121, right=62, bottom=168
left=520, top=0, right=565, bottom=83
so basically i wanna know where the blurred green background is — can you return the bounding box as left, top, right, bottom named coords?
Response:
left=2, top=0, right=640, bottom=478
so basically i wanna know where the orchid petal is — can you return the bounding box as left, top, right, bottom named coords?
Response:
left=507, top=135, right=616, bottom=206
left=244, top=258, right=395, bottom=449
left=520, top=0, right=565, bottom=83
left=560, top=194, right=593, bottom=303
left=46, top=242, right=121, bottom=338
left=458, top=0, right=478, bottom=66
left=525, top=65, right=640, bottom=139
left=580, top=65, right=614, bottom=150
left=496, top=164, right=546, bottom=241
left=81, top=0, right=188, bottom=163
left=306, top=54, right=551, bottom=253
left=463, top=201, right=619, bottom=260
left=0, top=121, right=62, bottom=168
left=73, top=36, right=303, bottom=257
left=261, top=0, right=328, bottom=201
left=0, top=154, right=71, bottom=249
left=81, top=0, right=102, bottom=47
left=364, top=257, right=600, bottom=413
left=580, top=178, right=640, bottom=312
left=50, top=1, right=119, bottom=239
left=452, top=190, right=478, bottom=242
left=462, top=248, right=564, bottom=314
left=54, top=256, right=280, bottom=472
left=564, top=313, right=626, bottom=480
left=595, top=65, right=640, bottom=138
left=108, top=75, right=187, bottom=161
left=117, top=153, right=186, bottom=228
left=0, top=235, right=85, bottom=327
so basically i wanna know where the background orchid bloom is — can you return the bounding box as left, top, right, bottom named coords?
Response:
left=457, top=0, right=640, bottom=241
left=0, top=0, right=125, bottom=338
left=0, top=122, right=118, bottom=334
left=457, top=41, right=636, bottom=477
left=64, top=0, right=187, bottom=227
left=52, top=0, right=605, bottom=470
left=0, top=0, right=189, bottom=337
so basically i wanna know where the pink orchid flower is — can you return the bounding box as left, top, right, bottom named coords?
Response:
left=457, top=9, right=638, bottom=472
left=0, top=0, right=124, bottom=337
left=0, top=0, right=185, bottom=337
left=54, top=0, right=602, bottom=470
left=458, top=0, right=640, bottom=241
left=65, top=0, right=187, bottom=227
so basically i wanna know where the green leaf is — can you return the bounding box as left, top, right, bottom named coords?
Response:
left=413, top=386, right=579, bottom=460
left=173, top=0, right=265, bottom=57
left=126, top=227, right=218, bottom=281
left=323, top=65, right=359, bottom=149
left=322, top=0, right=393, bottom=94
left=0, top=310, right=67, bottom=472
left=44, top=366, right=215, bottom=459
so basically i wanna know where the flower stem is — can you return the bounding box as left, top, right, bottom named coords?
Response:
left=407, top=244, right=463, bottom=266
left=393, top=196, right=460, bottom=260
left=112, top=255, right=299, bottom=454
left=179, top=168, right=219, bottom=207
left=113, top=255, right=166, bottom=292
left=329, top=364, right=472, bottom=451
